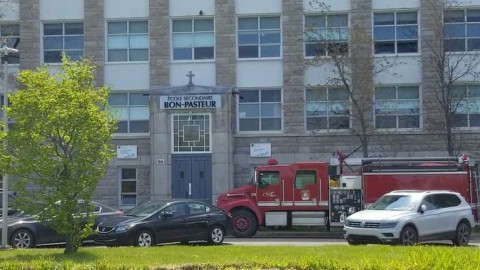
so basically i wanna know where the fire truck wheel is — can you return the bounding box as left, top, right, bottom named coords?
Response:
left=399, top=226, right=418, bottom=246
left=452, top=221, right=471, bottom=246
left=232, top=209, right=258, bottom=238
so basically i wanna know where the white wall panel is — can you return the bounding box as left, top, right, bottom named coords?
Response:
left=40, top=0, right=84, bottom=20
left=372, top=0, right=419, bottom=10
left=170, top=63, right=216, bottom=86
left=304, top=63, right=342, bottom=86
left=105, top=0, right=149, bottom=19
left=0, top=0, right=19, bottom=21
left=105, top=63, right=150, bottom=90
left=303, top=0, right=350, bottom=12
left=374, top=56, right=421, bottom=84
left=236, top=0, right=282, bottom=14
left=236, top=61, right=282, bottom=87
left=170, top=0, right=214, bottom=17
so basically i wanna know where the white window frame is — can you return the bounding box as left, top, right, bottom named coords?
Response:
left=108, top=92, right=150, bottom=134
left=0, top=23, right=20, bottom=64
left=171, top=113, right=212, bottom=153
left=237, top=88, right=283, bottom=133
left=106, top=20, right=149, bottom=62
left=451, top=85, right=480, bottom=128
left=374, top=85, right=421, bottom=130
left=171, top=17, right=215, bottom=61
left=42, top=21, right=84, bottom=63
left=237, top=16, right=282, bottom=59
left=119, top=167, right=137, bottom=208
left=373, top=11, right=419, bottom=55
left=304, top=13, right=349, bottom=57
left=305, top=86, right=351, bottom=132
left=444, top=9, right=480, bottom=52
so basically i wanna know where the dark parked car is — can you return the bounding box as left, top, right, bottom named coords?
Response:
left=94, top=199, right=232, bottom=247
left=0, top=200, right=123, bottom=248
left=0, top=189, right=18, bottom=216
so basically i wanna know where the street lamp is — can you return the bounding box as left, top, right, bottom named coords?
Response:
left=1, top=45, right=18, bottom=249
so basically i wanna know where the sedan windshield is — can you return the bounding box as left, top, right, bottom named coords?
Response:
left=369, top=195, right=417, bottom=211
left=124, top=201, right=168, bottom=217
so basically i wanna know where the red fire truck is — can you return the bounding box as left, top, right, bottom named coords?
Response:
left=216, top=155, right=479, bottom=237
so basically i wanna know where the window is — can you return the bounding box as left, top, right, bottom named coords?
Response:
left=374, top=86, right=420, bottom=129
left=444, top=9, right=480, bottom=52
left=172, top=18, right=214, bottom=60
left=0, top=24, right=20, bottom=64
left=238, top=89, right=282, bottom=131
left=304, top=14, right=349, bottom=57
left=163, top=202, right=186, bottom=217
left=120, top=168, right=137, bottom=206
left=43, top=22, right=84, bottom=63
left=259, top=171, right=280, bottom=185
left=107, top=21, right=149, bottom=62
left=173, top=114, right=211, bottom=152
left=108, top=92, right=149, bottom=133
left=305, top=87, right=350, bottom=130
left=451, top=85, right=480, bottom=127
left=374, top=11, right=418, bottom=54
left=295, top=171, right=316, bottom=189
left=238, top=16, right=281, bottom=58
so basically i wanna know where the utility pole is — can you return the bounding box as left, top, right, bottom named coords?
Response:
left=1, top=45, right=18, bottom=249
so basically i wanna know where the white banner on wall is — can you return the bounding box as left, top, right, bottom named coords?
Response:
left=250, top=143, right=272, bottom=157
left=117, top=145, right=138, bottom=159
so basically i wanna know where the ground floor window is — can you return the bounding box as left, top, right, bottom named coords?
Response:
left=238, top=88, right=282, bottom=132
left=108, top=92, right=150, bottom=134
left=119, top=168, right=137, bottom=207
left=452, top=85, right=480, bottom=127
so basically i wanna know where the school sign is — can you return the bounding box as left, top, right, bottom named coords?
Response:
left=160, top=94, right=222, bottom=109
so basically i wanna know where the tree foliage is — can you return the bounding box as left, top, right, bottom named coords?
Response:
left=1, top=55, right=116, bottom=253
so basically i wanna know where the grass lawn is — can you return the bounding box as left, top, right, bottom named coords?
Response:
left=0, top=243, right=479, bottom=270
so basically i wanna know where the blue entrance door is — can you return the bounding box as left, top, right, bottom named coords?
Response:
left=171, top=154, right=212, bottom=203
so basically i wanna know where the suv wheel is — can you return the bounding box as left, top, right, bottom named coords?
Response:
left=399, top=226, right=417, bottom=246
left=452, top=222, right=470, bottom=246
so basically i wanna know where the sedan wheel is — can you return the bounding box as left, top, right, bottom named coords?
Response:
left=399, top=226, right=417, bottom=246
left=136, top=231, right=154, bottom=247
left=452, top=222, right=471, bottom=246
left=207, top=225, right=225, bottom=245
left=11, top=229, right=34, bottom=249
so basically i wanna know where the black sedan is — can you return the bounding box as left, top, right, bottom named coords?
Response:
left=0, top=201, right=123, bottom=248
left=94, top=199, right=232, bottom=247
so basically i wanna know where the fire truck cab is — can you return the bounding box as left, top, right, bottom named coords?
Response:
left=216, top=156, right=479, bottom=238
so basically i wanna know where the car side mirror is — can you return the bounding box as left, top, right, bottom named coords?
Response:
left=419, top=204, right=427, bottom=214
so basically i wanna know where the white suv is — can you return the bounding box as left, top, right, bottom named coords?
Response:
left=343, top=190, right=475, bottom=246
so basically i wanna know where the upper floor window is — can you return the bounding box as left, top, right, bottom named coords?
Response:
left=305, top=87, right=350, bottom=130
left=108, top=92, right=150, bottom=133
left=444, top=9, right=480, bottom=52
left=373, top=11, right=418, bottom=54
left=238, top=89, right=282, bottom=131
left=304, top=14, right=349, bottom=57
left=374, top=86, right=420, bottom=129
left=238, top=16, right=281, bottom=58
left=172, top=18, right=214, bottom=60
left=107, top=21, right=148, bottom=62
left=43, top=22, right=84, bottom=63
left=451, top=85, right=480, bottom=127
left=0, top=24, right=20, bottom=64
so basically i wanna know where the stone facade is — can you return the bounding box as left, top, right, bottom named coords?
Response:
left=3, top=0, right=480, bottom=208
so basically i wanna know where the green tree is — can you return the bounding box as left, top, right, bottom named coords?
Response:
left=2, top=55, right=116, bottom=254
